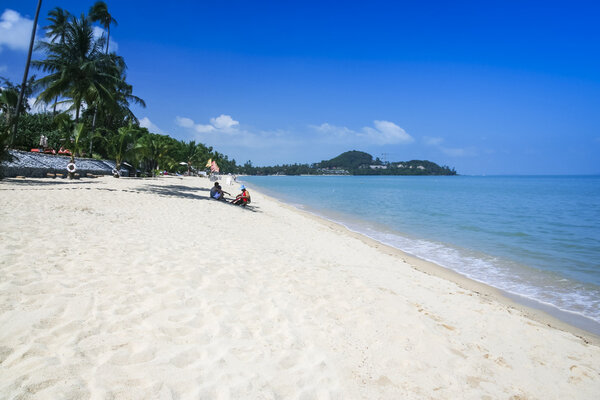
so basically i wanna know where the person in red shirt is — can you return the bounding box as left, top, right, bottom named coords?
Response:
left=232, top=185, right=251, bottom=206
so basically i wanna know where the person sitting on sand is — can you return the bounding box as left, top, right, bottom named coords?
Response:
left=209, top=182, right=219, bottom=198
left=231, top=185, right=251, bottom=206
left=209, top=182, right=229, bottom=201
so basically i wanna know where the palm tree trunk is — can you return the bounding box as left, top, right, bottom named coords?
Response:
left=11, top=0, right=43, bottom=146
left=89, top=107, right=97, bottom=156
left=106, top=25, right=110, bottom=54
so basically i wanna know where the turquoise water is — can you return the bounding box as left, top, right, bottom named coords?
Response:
left=242, top=175, right=600, bottom=333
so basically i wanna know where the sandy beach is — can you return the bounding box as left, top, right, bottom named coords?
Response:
left=1, top=176, right=599, bottom=399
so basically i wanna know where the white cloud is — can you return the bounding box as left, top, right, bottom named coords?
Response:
left=175, top=114, right=302, bottom=152
left=0, top=9, right=35, bottom=52
left=176, top=114, right=240, bottom=134
left=139, top=117, right=162, bottom=133
left=361, top=120, right=414, bottom=144
left=195, top=124, right=215, bottom=133
left=312, top=123, right=354, bottom=138
left=92, top=26, right=119, bottom=52
left=210, top=114, right=239, bottom=130
left=175, top=116, right=194, bottom=128
left=313, top=120, right=414, bottom=145
left=424, top=136, right=444, bottom=146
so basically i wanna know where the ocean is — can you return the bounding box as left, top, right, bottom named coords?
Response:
left=241, top=175, right=600, bottom=334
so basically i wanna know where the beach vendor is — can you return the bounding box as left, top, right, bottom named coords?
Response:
left=231, top=185, right=251, bottom=206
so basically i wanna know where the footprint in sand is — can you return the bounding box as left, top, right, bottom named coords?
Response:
left=0, top=346, right=13, bottom=364
left=170, top=350, right=200, bottom=368
left=278, top=354, right=299, bottom=370
left=109, top=347, right=156, bottom=365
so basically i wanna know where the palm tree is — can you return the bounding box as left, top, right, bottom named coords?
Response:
left=88, top=2, right=119, bottom=156
left=34, top=14, right=118, bottom=122
left=45, top=7, right=71, bottom=43
left=35, top=6, right=145, bottom=160
left=70, top=123, right=87, bottom=161
left=44, top=7, right=71, bottom=114
left=0, top=86, right=19, bottom=127
left=87, top=55, right=145, bottom=155
left=85, top=54, right=129, bottom=156
left=54, top=110, right=73, bottom=131
left=103, top=124, right=140, bottom=177
left=0, top=87, right=15, bottom=174
left=55, top=119, right=87, bottom=178
left=109, top=72, right=146, bottom=122
left=11, top=0, right=43, bottom=146
left=89, top=1, right=117, bottom=54
left=136, top=134, right=174, bottom=174
left=0, top=129, right=12, bottom=178
left=181, top=140, right=203, bottom=175
left=1, top=78, right=34, bottom=151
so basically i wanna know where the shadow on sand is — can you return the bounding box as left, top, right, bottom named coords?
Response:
left=0, top=178, right=100, bottom=189
left=0, top=178, right=261, bottom=212
left=134, top=183, right=260, bottom=212
left=133, top=183, right=210, bottom=201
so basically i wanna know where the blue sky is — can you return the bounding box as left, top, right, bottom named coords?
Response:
left=1, top=0, right=599, bottom=174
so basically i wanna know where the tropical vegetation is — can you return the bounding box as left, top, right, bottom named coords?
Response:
left=0, top=1, right=236, bottom=179
left=239, top=151, right=457, bottom=176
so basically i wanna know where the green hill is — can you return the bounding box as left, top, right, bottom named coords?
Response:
left=239, top=150, right=456, bottom=175
left=317, top=150, right=374, bottom=170
left=316, top=150, right=456, bottom=175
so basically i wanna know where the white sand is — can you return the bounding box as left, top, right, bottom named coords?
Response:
left=0, top=176, right=599, bottom=399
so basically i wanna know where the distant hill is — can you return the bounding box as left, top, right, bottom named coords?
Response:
left=240, top=150, right=457, bottom=176
left=318, top=150, right=374, bottom=170
left=316, top=150, right=457, bottom=175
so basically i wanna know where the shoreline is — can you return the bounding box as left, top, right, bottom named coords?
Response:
left=243, top=177, right=600, bottom=343
left=1, top=176, right=599, bottom=398
left=260, top=188, right=600, bottom=346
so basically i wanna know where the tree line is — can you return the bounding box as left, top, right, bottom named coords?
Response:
left=0, top=2, right=237, bottom=177
left=238, top=151, right=457, bottom=176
